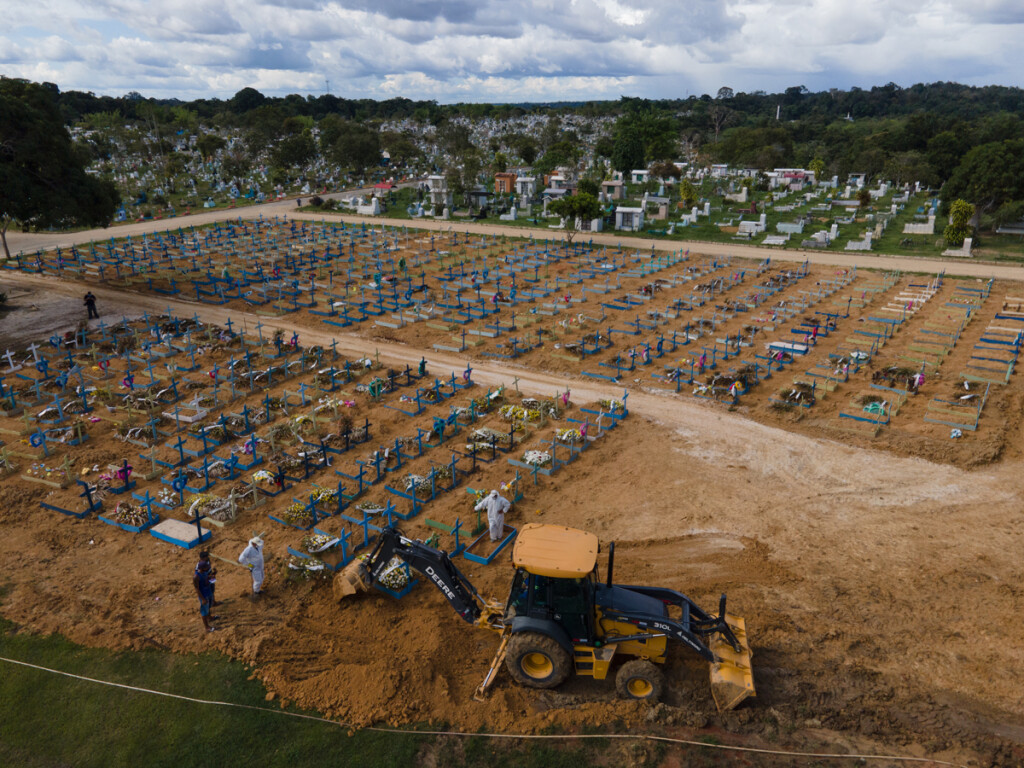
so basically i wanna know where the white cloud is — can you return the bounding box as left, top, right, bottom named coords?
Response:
left=0, top=0, right=1021, bottom=101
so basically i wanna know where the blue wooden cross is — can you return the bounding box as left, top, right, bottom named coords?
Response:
left=78, top=479, right=101, bottom=513
left=29, top=427, right=49, bottom=457
left=137, top=489, right=157, bottom=526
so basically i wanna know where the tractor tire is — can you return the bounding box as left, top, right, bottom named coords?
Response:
left=505, top=632, right=572, bottom=689
left=615, top=659, right=664, bottom=702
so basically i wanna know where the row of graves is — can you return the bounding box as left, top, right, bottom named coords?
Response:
left=11, top=217, right=1017, bottom=446
left=0, top=311, right=631, bottom=598
left=0, top=219, right=892, bottom=418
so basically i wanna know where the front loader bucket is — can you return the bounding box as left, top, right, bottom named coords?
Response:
left=708, top=614, right=755, bottom=711
left=333, top=560, right=370, bottom=601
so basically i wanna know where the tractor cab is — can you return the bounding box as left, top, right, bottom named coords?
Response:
left=506, top=524, right=600, bottom=645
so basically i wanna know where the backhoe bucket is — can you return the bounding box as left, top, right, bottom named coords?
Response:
left=333, top=560, right=370, bottom=601
left=708, top=614, right=755, bottom=711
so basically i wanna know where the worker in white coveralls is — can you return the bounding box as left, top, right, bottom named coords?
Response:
left=238, top=537, right=265, bottom=597
left=475, top=490, right=511, bottom=542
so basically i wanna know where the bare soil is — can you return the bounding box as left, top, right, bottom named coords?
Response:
left=0, top=231, right=1022, bottom=768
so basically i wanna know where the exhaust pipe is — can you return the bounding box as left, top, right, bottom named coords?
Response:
left=606, top=541, right=615, bottom=587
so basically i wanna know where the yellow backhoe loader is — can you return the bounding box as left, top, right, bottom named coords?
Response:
left=336, top=523, right=754, bottom=710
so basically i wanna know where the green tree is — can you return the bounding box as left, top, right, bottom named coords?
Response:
left=649, top=161, right=682, bottom=182
left=678, top=179, right=699, bottom=208
left=857, top=188, right=871, bottom=208
left=577, top=177, right=599, bottom=197
left=808, top=157, right=826, bottom=181
left=0, top=78, right=120, bottom=259
left=610, top=106, right=677, bottom=171
left=549, top=192, right=601, bottom=244
left=610, top=125, right=645, bottom=173
left=941, top=139, right=1024, bottom=214
left=196, top=133, right=226, bottom=160
left=273, top=132, right=315, bottom=169
left=943, top=198, right=974, bottom=247
left=379, top=131, right=420, bottom=167
left=328, top=122, right=380, bottom=173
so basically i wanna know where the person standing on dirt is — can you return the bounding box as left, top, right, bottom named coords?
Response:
left=475, top=490, right=511, bottom=542
left=193, top=559, right=217, bottom=632
left=198, top=551, right=217, bottom=607
left=238, top=537, right=265, bottom=598
left=83, top=292, right=99, bottom=319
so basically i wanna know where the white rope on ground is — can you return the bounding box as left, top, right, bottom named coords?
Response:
left=0, top=656, right=965, bottom=767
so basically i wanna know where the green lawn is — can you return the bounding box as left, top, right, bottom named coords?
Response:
left=0, top=619, right=422, bottom=768
left=0, top=617, right=632, bottom=768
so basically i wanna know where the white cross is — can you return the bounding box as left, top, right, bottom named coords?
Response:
left=26, top=343, right=41, bottom=362
left=2, top=350, right=21, bottom=371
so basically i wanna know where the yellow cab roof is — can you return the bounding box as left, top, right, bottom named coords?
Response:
left=512, top=523, right=598, bottom=578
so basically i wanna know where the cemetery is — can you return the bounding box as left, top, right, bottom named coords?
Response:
left=2, top=214, right=1023, bottom=763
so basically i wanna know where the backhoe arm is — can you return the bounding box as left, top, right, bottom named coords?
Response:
left=359, top=526, right=486, bottom=624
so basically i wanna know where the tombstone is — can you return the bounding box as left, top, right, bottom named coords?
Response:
left=759, top=213, right=767, bottom=228
left=829, top=223, right=838, bottom=241
left=843, top=185, right=851, bottom=199
left=703, top=201, right=711, bottom=217
left=442, top=207, right=450, bottom=220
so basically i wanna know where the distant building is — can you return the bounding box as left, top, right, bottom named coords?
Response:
left=515, top=176, right=537, bottom=199
left=601, top=180, right=625, bottom=200
left=494, top=172, right=516, bottom=195
left=615, top=206, right=645, bottom=231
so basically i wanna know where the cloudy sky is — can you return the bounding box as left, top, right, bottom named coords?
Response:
left=3, top=0, right=1023, bottom=102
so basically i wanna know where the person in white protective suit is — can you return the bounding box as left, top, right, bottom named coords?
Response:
left=475, top=490, right=511, bottom=542
left=238, top=537, right=265, bottom=597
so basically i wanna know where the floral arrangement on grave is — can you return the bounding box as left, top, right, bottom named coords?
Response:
left=280, top=501, right=314, bottom=527
left=273, top=329, right=285, bottom=346
left=309, top=486, right=338, bottom=505
left=355, top=499, right=387, bottom=516
left=402, top=473, right=434, bottom=500
left=284, top=555, right=329, bottom=581
left=522, top=450, right=552, bottom=468
left=526, top=397, right=563, bottom=418
left=272, top=450, right=304, bottom=471
left=185, top=492, right=235, bottom=522
left=252, top=469, right=276, bottom=487
left=265, top=423, right=292, bottom=446
left=156, top=487, right=178, bottom=507
left=111, top=501, right=148, bottom=527
left=302, top=532, right=338, bottom=554
left=357, top=553, right=409, bottom=590
left=598, top=398, right=624, bottom=412
left=499, top=403, right=543, bottom=426
left=314, top=396, right=346, bottom=415
left=91, top=386, right=115, bottom=403
left=555, top=427, right=582, bottom=444
left=189, top=423, right=228, bottom=441
left=115, top=421, right=152, bottom=444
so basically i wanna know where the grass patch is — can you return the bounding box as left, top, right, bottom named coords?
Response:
left=0, top=617, right=419, bottom=768
left=0, top=618, right=614, bottom=768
